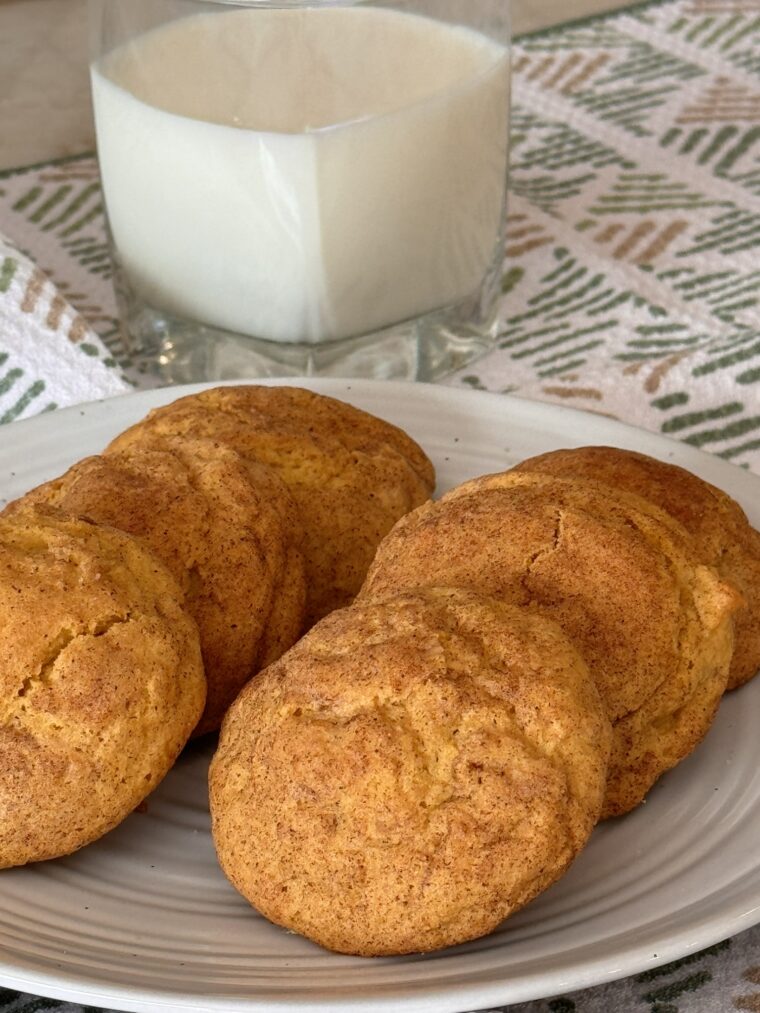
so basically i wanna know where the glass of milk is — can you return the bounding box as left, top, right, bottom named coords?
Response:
left=89, top=0, right=511, bottom=382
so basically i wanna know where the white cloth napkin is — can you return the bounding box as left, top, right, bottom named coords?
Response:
left=0, top=232, right=127, bottom=424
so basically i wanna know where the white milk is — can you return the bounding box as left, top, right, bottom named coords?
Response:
left=91, top=7, right=510, bottom=344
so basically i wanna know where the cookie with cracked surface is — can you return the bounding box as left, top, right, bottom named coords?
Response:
left=7, top=438, right=306, bottom=736
left=361, top=471, right=741, bottom=818
left=209, top=588, right=610, bottom=956
left=0, top=509, right=205, bottom=869
left=107, top=385, right=435, bottom=626
left=513, top=446, right=760, bottom=690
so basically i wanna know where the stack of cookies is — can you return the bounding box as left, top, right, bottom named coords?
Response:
left=1, top=386, right=758, bottom=962
left=209, top=444, right=759, bottom=956
left=0, top=386, right=434, bottom=868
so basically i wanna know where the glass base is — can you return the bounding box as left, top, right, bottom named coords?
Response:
left=119, top=294, right=499, bottom=385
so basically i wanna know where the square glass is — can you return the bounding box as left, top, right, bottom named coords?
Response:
left=89, top=0, right=511, bottom=382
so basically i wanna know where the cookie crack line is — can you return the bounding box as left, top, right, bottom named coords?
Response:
left=3, top=613, right=131, bottom=723
left=432, top=627, right=571, bottom=777
left=523, top=510, right=564, bottom=576
left=283, top=684, right=574, bottom=820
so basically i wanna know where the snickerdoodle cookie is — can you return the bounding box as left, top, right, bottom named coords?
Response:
left=107, top=385, right=435, bottom=625
left=209, top=588, right=610, bottom=955
left=514, top=446, right=760, bottom=689
left=0, top=509, right=205, bottom=868
left=361, top=472, right=740, bottom=818
left=8, top=438, right=306, bottom=736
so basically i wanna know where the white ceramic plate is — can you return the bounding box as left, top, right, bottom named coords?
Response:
left=1, top=379, right=760, bottom=1013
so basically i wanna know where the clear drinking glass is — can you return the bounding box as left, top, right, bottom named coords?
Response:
left=89, top=0, right=511, bottom=382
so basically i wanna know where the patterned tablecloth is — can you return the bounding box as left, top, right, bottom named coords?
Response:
left=0, top=0, right=759, bottom=1010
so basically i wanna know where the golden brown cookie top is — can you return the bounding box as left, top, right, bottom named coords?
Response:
left=0, top=508, right=205, bottom=868
left=366, top=471, right=694, bottom=717
left=109, top=385, right=435, bottom=491
left=9, top=438, right=305, bottom=736
left=361, top=471, right=740, bottom=816
left=513, top=445, right=745, bottom=563
left=107, top=386, right=435, bottom=624
left=513, top=445, right=760, bottom=689
left=210, top=588, right=610, bottom=955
